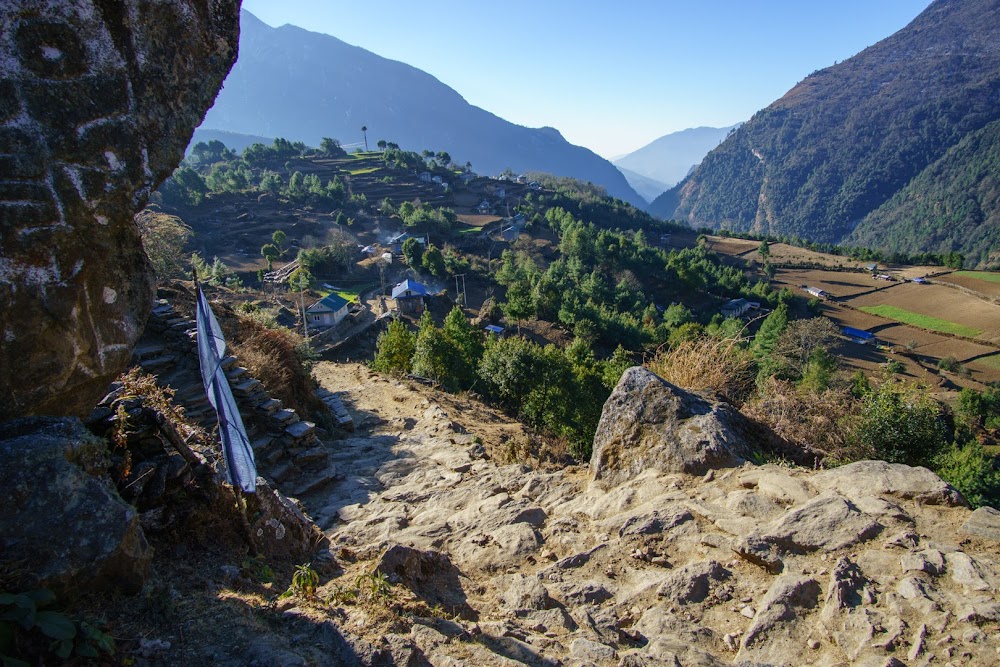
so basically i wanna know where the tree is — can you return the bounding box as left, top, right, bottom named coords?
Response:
left=502, top=279, right=535, bottom=331
left=436, top=151, right=451, bottom=167
left=752, top=303, right=787, bottom=359
left=320, top=137, right=345, bottom=157
left=271, top=230, right=287, bottom=254
left=443, top=306, right=483, bottom=389
left=361, top=125, right=368, bottom=152
left=377, top=139, right=387, bottom=151
left=373, top=318, right=416, bottom=376
left=421, top=244, right=446, bottom=277
left=758, top=240, right=770, bottom=259
left=853, top=379, right=948, bottom=467
left=261, top=243, right=279, bottom=270
left=135, top=210, right=192, bottom=282
left=411, top=312, right=453, bottom=387
left=160, top=166, right=207, bottom=206
left=259, top=170, right=282, bottom=194
left=402, top=237, right=423, bottom=268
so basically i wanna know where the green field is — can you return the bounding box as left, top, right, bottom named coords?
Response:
left=318, top=282, right=375, bottom=302
left=953, top=270, right=1000, bottom=284
left=859, top=305, right=984, bottom=337
left=973, top=353, right=1000, bottom=370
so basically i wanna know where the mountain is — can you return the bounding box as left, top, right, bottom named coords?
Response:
left=614, top=125, right=738, bottom=196
left=200, top=11, right=643, bottom=207
left=614, top=166, right=671, bottom=204
left=650, top=0, right=1000, bottom=265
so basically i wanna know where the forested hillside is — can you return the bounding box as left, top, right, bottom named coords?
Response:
left=651, top=0, right=1000, bottom=266
left=199, top=11, right=643, bottom=206
left=849, top=118, right=1000, bottom=268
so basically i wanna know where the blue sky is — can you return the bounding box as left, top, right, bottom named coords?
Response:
left=242, top=0, right=931, bottom=159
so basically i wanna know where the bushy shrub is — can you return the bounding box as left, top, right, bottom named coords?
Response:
left=933, top=442, right=1000, bottom=509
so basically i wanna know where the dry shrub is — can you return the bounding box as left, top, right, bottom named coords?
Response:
left=647, top=336, right=755, bottom=405
left=741, top=377, right=868, bottom=462
left=230, top=316, right=324, bottom=417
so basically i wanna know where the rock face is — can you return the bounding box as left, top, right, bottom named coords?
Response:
left=590, top=367, right=755, bottom=484
left=0, top=0, right=241, bottom=420
left=0, top=417, right=151, bottom=594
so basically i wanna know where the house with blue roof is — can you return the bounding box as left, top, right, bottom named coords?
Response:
left=306, top=292, right=351, bottom=328
left=392, top=279, right=430, bottom=315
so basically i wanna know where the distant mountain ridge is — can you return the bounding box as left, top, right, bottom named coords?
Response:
left=614, top=125, right=738, bottom=199
left=650, top=0, right=1000, bottom=267
left=200, top=11, right=643, bottom=206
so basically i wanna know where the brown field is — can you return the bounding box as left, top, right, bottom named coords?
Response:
left=766, top=243, right=866, bottom=269
left=820, top=302, right=1000, bottom=386
left=846, top=282, right=1000, bottom=345
left=456, top=213, right=502, bottom=227
left=702, top=236, right=759, bottom=256
left=934, top=271, right=1000, bottom=300
left=774, top=268, right=894, bottom=299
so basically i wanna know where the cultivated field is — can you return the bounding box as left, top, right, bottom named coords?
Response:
left=935, top=271, right=1000, bottom=300
left=847, top=282, right=1000, bottom=345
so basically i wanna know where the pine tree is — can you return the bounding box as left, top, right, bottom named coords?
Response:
left=373, top=318, right=416, bottom=376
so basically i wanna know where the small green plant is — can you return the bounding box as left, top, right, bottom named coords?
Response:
left=884, top=359, right=905, bottom=375
left=355, top=571, right=393, bottom=602
left=0, top=589, right=115, bottom=665
left=286, top=563, right=319, bottom=599
left=241, top=555, right=275, bottom=584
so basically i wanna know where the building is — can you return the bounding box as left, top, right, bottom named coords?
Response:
left=392, top=278, right=430, bottom=315
left=721, top=298, right=752, bottom=318
left=804, top=286, right=829, bottom=299
left=306, top=293, right=351, bottom=329
left=459, top=172, right=476, bottom=184
left=842, top=326, right=876, bottom=344
left=484, top=324, right=505, bottom=336
left=418, top=171, right=432, bottom=182
left=388, top=232, right=426, bottom=254
left=476, top=199, right=493, bottom=214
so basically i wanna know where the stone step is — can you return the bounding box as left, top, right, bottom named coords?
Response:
left=292, top=446, right=329, bottom=466
left=232, top=378, right=261, bottom=397
left=272, top=409, right=299, bottom=425
left=226, top=366, right=248, bottom=381
left=220, top=355, right=238, bottom=371
left=335, top=414, right=355, bottom=432
left=287, top=464, right=341, bottom=497
left=256, top=398, right=283, bottom=414
left=284, top=420, right=315, bottom=441
left=133, top=343, right=167, bottom=360
left=251, top=435, right=274, bottom=454
left=140, top=354, right=178, bottom=373
left=268, top=461, right=297, bottom=485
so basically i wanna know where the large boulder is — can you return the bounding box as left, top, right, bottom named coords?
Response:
left=0, top=0, right=241, bottom=420
left=591, top=367, right=756, bottom=484
left=0, top=418, right=151, bottom=594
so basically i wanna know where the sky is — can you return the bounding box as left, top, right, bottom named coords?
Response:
left=241, top=0, right=931, bottom=159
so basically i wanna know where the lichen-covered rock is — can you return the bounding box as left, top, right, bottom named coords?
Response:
left=0, top=0, right=240, bottom=420
left=590, top=367, right=756, bottom=484
left=0, top=417, right=151, bottom=594
left=247, top=479, right=328, bottom=560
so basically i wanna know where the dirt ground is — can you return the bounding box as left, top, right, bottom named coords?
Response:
left=935, top=272, right=1000, bottom=300
left=847, top=282, right=1000, bottom=345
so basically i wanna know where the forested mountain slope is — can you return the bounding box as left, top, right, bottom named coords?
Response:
left=650, top=0, right=1000, bottom=265
left=200, top=11, right=643, bottom=206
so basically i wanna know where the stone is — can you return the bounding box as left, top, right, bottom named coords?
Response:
left=570, top=638, right=617, bottom=663
left=752, top=492, right=883, bottom=553
left=619, top=509, right=693, bottom=537
left=0, top=417, right=151, bottom=593
left=944, top=551, right=996, bottom=592
left=961, top=506, right=1000, bottom=541
left=740, top=575, right=821, bottom=650
left=500, top=574, right=554, bottom=612
left=811, top=460, right=964, bottom=507
left=0, top=0, right=240, bottom=419
left=375, top=545, right=477, bottom=620
left=591, top=367, right=758, bottom=484
left=247, top=479, right=328, bottom=561
left=901, top=549, right=945, bottom=576
left=655, top=560, right=730, bottom=604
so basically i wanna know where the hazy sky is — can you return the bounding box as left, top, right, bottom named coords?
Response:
left=241, top=0, right=931, bottom=159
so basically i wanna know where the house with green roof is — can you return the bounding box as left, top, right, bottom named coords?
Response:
left=306, top=293, right=351, bottom=328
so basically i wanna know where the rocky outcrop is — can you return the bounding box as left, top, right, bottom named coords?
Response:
left=590, top=366, right=756, bottom=484
left=268, top=362, right=1000, bottom=667
left=0, top=0, right=240, bottom=420
left=0, top=417, right=151, bottom=594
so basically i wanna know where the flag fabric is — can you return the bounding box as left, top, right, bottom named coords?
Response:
left=195, top=284, right=257, bottom=493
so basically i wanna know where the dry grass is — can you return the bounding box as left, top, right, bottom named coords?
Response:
left=647, top=336, right=756, bottom=405
left=741, top=378, right=867, bottom=462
